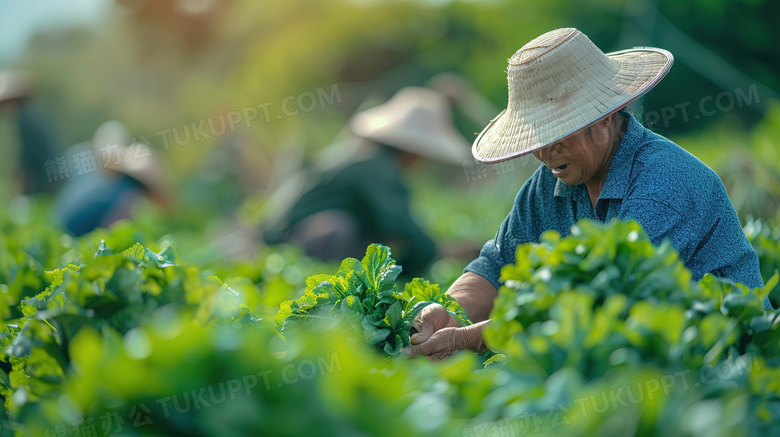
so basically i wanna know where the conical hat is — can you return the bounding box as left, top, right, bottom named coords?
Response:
left=473, top=28, right=673, bottom=163
left=93, top=121, right=170, bottom=206
left=0, top=72, right=30, bottom=103
left=350, top=86, right=470, bottom=165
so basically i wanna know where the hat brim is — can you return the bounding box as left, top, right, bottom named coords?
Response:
left=350, top=113, right=470, bottom=166
left=473, top=47, right=673, bottom=164
left=349, top=86, right=470, bottom=166
left=104, top=145, right=170, bottom=206
left=0, top=74, right=30, bottom=103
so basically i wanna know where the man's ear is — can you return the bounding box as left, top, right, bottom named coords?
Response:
left=588, top=114, right=612, bottom=146
left=601, top=113, right=613, bottom=128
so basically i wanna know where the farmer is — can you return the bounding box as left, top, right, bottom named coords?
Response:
left=262, top=86, right=470, bottom=278
left=55, top=121, right=170, bottom=236
left=403, top=28, right=768, bottom=361
left=0, top=71, right=61, bottom=195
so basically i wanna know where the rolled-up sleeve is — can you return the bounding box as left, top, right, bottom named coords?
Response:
left=465, top=215, right=513, bottom=289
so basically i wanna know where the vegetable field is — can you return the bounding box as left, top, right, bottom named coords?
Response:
left=0, top=2, right=778, bottom=436
left=1, top=201, right=780, bottom=437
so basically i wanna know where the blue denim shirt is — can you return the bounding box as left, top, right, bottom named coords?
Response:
left=466, top=114, right=769, bottom=307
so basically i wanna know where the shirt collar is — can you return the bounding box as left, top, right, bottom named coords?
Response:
left=553, top=113, right=645, bottom=199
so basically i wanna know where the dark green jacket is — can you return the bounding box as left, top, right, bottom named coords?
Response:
left=264, top=148, right=436, bottom=277
left=17, top=101, right=60, bottom=194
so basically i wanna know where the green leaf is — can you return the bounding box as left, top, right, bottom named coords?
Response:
left=377, top=265, right=402, bottom=296
left=321, top=281, right=343, bottom=303
left=383, top=334, right=403, bottom=356
left=361, top=244, right=392, bottom=290
left=121, top=243, right=147, bottom=264
left=94, top=239, right=113, bottom=258
left=341, top=295, right=365, bottom=332
left=20, top=298, right=44, bottom=318
left=361, top=318, right=390, bottom=345
left=759, top=270, right=779, bottom=303
left=764, top=270, right=779, bottom=293
left=383, top=301, right=403, bottom=331
left=233, top=304, right=263, bottom=329
left=722, top=293, right=763, bottom=320
left=5, top=325, right=33, bottom=357
left=274, top=300, right=294, bottom=338
left=145, top=246, right=178, bottom=268
left=404, top=278, right=437, bottom=302
left=363, top=314, right=384, bottom=328
left=306, top=274, right=333, bottom=290
left=750, top=314, right=773, bottom=333
left=483, top=353, right=506, bottom=366
left=332, top=275, right=358, bottom=298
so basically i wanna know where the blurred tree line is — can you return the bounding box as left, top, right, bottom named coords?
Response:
left=1, top=0, right=778, bottom=221
left=11, top=0, right=778, bottom=146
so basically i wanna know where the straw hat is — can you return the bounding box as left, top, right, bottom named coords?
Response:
left=473, top=28, right=673, bottom=163
left=0, top=72, right=31, bottom=103
left=350, top=86, right=470, bottom=165
left=93, top=121, right=171, bottom=206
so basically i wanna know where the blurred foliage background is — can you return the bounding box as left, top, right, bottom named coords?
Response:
left=0, top=0, right=778, bottom=280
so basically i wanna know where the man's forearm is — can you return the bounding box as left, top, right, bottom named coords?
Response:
left=446, top=272, right=499, bottom=323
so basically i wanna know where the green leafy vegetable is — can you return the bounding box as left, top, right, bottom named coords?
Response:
left=0, top=239, right=261, bottom=413
left=275, top=244, right=469, bottom=356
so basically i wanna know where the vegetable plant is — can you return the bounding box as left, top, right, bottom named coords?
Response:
left=274, top=244, right=469, bottom=356
left=478, top=218, right=780, bottom=435
left=0, top=239, right=261, bottom=416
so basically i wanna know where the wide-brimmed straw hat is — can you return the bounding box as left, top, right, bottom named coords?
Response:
left=350, top=86, right=470, bottom=165
left=0, top=72, right=31, bottom=103
left=93, top=121, right=171, bottom=206
left=473, top=28, right=673, bottom=163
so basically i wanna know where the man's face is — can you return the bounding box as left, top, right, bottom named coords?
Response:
left=532, top=118, right=612, bottom=186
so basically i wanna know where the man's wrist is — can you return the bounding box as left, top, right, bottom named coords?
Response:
left=458, top=320, right=489, bottom=353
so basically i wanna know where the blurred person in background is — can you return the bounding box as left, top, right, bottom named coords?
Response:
left=54, top=121, right=170, bottom=236
left=0, top=71, right=61, bottom=195
left=262, top=86, right=471, bottom=278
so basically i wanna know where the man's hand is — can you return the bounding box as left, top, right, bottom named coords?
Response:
left=408, top=303, right=461, bottom=345
left=402, top=323, right=487, bottom=361
left=402, top=273, right=497, bottom=361
left=402, top=303, right=488, bottom=361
